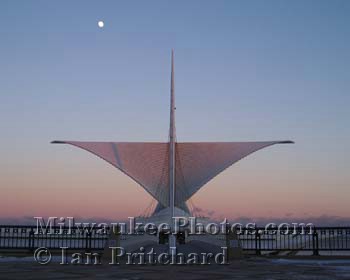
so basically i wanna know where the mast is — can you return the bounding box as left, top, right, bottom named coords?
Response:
left=169, top=49, right=176, bottom=253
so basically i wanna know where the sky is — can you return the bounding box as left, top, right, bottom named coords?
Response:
left=0, top=0, right=349, bottom=224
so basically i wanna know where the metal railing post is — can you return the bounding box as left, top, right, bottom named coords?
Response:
left=312, top=230, right=319, bottom=256
left=29, top=228, right=35, bottom=251
left=85, top=231, right=92, bottom=252
left=255, top=230, right=261, bottom=255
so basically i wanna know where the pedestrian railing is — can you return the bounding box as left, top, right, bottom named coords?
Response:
left=0, top=225, right=349, bottom=255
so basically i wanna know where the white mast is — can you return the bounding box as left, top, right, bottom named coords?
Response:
left=169, top=49, right=176, bottom=254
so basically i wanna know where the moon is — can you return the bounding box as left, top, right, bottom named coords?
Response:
left=98, top=21, right=104, bottom=28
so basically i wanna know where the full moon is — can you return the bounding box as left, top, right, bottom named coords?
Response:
left=98, top=21, right=104, bottom=28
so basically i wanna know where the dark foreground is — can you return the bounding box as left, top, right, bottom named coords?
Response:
left=0, top=257, right=350, bottom=279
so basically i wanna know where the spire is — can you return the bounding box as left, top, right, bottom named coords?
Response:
left=169, top=49, right=175, bottom=141
left=168, top=49, right=176, bottom=255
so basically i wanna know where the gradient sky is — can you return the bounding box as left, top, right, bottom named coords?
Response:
left=0, top=0, right=349, bottom=223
